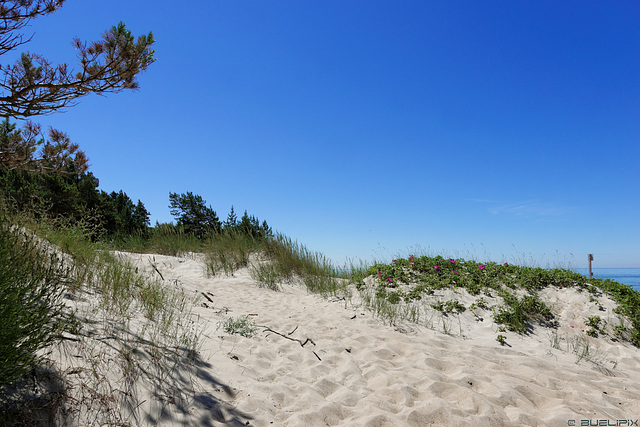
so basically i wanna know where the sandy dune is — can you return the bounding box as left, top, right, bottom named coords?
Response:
left=44, top=252, right=640, bottom=426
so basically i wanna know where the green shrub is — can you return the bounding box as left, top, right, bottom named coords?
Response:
left=220, top=316, right=257, bottom=338
left=0, top=220, right=68, bottom=385
left=430, top=299, right=466, bottom=315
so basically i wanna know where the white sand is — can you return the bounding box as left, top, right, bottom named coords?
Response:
left=45, top=252, right=640, bottom=426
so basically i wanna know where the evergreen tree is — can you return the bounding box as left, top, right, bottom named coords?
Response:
left=0, top=4, right=155, bottom=118
left=100, top=191, right=150, bottom=236
left=260, top=220, right=273, bottom=239
left=168, top=192, right=220, bottom=239
left=0, top=119, right=89, bottom=174
left=133, top=200, right=150, bottom=232
left=224, top=205, right=238, bottom=231
left=236, top=210, right=271, bottom=239
left=238, top=210, right=252, bottom=236
left=0, top=2, right=155, bottom=173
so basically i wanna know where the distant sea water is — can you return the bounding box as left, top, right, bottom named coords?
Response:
left=572, top=268, right=640, bottom=292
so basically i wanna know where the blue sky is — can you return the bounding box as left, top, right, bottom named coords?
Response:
left=13, top=1, right=639, bottom=268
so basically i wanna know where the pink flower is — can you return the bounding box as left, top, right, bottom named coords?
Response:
left=479, top=264, right=486, bottom=270
left=409, top=256, right=414, bottom=260
left=449, top=258, right=455, bottom=263
left=504, top=262, right=509, bottom=266
left=388, top=278, right=393, bottom=283
left=570, top=325, right=574, bottom=328
left=377, top=271, right=382, bottom=275
left=409, top=262, right=415, bottom=266
left=453, top=270, right=458, bottom=274
left=392, top=259, right=396, bottom=262
left=434, top=266, right=441, bottom=272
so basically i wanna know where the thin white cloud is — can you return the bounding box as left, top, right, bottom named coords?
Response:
left=474, top=200, right=571, bottom=218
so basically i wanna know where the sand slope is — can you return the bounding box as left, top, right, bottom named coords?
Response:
left=46, top=252, right=640, bottom=426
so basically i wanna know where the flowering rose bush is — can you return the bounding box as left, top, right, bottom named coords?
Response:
left=347, top=253, right=640, bottom=347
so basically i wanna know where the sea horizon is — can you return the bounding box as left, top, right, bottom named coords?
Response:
left=572, top=267, right=640, bottom=291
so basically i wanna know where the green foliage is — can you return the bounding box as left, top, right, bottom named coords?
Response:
left=585, top=315, right=602, bottom=328
left=220, top=316, right=257, bottom=338
left=496, top=334, right=507, bottom=345
left=470, top=297, right=490, bottom=311
left=0, top=217, right=68, bottom=385
left=249, top=233, right=342, bottom=296
left=237, top=210, right=273, bottom=239
left=431, top=299, right=466, bottom=315
left=585, top=315, right=606, bottom=338
left=0, top=145, right=149, bottom=241
left=167, top=195, right=272, bottom=241
left=204, top=230, right=261, bottom=276
left=492, top=291, right=555, bottom=333
left=224, top=205, right=238, bottom=229
left=169, top=191, right=221, bottom=238
left=0, top=117, right=89, bottom=174
left=250, top=262, right=280, bottom=291
left=592, top=278, right=640, bottom=346
left=348, top=255, right=640, bottom=344
left=99, top=190, right=150, bottom=237
left=0, top=168, right=99, bottom=220
left=1, top=12, right=155, bottom=119
left=387, top=290, right=402, bottom=304
left=144, top=223, right=202, bottom=256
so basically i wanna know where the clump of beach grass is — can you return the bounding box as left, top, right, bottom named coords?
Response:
left=203, top=230, right=262, bottom=276
left=249, top=233, right=346, bottom=296
left=0, top=210, right=206, bottom=425
left=0, top=216, right=68, bottom=386
left=110, top=223, right=203, bottom=257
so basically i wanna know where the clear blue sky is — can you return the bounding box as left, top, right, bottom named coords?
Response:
left=14, top=1, right=639, bottom=268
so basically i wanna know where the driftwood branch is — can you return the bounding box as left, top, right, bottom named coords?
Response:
left=258, top=325, right=316, bottom=348
left=148, top=258, right=164, bottom=281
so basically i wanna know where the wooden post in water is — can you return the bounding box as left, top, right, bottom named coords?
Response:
left=588, top=254, right=594, bottom=279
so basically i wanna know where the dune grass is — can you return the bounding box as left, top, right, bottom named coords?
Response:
left=110, top=224, right=203, bottom=256
left=203, top=230, right=262, bottom=277
left=249, top=234, right=345, bottom=296
left=0, top=201, right=349, bottom=423
left=3, top=197, right=639, bottom=423
left=0, top=217, right=68, bottom=386
left=0, top=210, right=204, bottom=425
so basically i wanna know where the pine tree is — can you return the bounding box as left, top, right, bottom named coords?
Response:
left=133, top=200, right=150, bottom=232
left=168, top=192, right=221, bottom=239
left=0, top=5, right=155, bottom=118
left=238, top=210, right=252, bottom=236
left=224, top=205, right=238, bottom=231
left=260, top=220, right=273, bottom=239
left=0, top=3, right=155, bottom=173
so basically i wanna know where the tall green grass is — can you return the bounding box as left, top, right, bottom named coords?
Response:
left=110, top=224, right=203, bottom=256
left=0, top=205, right=205, bottom=424
left=203, top=230, right=262, bottom=276
left=110, top=224, right=346, bottom=299
left=250, top=233, right=344, bottom=295
left=0, top=217, right=68, bottom=385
